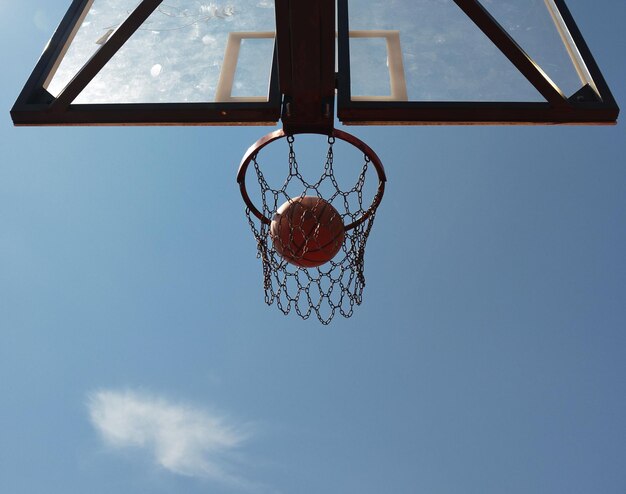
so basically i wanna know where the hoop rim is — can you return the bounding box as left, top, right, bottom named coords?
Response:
left=237, top=128, right=387, bottom=230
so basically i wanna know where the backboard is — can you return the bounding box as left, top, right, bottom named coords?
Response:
left=12, top=0, right=618, bottom=128
left=11, top=0, right=281, bottom=125
left=337, top=0, right=619, bottom=124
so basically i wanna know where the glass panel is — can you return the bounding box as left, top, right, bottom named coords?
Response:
left=347, top=0, right=549, bottom=102
left=485, top=0, right=586, bottom=97
left=46, top=0, right=138, bottom=96
left=350, top=36, right=391, bottom=98
left=48, top=0, right=276, bottom=104
left=232, top=36, right=274, bottom=99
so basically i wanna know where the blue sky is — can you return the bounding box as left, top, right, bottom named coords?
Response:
left=1, top=1, right=625, bottom=494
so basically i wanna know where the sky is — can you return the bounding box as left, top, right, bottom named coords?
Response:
left=1, top=1, right=625, bottom=494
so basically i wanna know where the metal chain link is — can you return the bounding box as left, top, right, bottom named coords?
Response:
left=244, top=135, right=380, bottom=324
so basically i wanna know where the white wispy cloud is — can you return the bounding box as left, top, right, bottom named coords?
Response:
left=87, top=389, right=254, bottom=487
left=33, top=9, right=51, bottom=32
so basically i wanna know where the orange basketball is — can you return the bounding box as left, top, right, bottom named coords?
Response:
left=270, top=196, right=345, bottom=268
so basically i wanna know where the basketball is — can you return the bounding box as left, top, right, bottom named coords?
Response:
left=270, top=196, right=345, bottom=268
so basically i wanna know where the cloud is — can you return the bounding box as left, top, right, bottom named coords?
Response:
left=87, top=389, right=253, bottom=487
left=33, top=9, right=50, bottom=32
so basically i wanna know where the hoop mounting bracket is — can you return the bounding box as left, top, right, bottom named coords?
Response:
left=275, top=0, right=336, bottom=134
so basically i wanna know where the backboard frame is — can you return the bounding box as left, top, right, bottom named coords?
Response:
left=336, top=0, right=619, bottom=125
left=11, top=0, right=619, bottom=127
left=11, top=0, right=281, bottom=126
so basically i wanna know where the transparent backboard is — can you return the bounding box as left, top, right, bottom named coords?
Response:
left=337, top=0, right=618, bottom=124
left=12, top=0, right=618, bottom=126
left=12, top=0, right=281, bottom=125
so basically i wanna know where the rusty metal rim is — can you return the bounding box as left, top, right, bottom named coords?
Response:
left=237, top=128, right=386, bottom=230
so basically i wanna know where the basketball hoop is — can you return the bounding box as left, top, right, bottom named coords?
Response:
left=237, top=128, right=386, bottom=324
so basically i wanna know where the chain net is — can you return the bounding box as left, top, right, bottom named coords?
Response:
left=244, top=135, right=382, bottom=324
